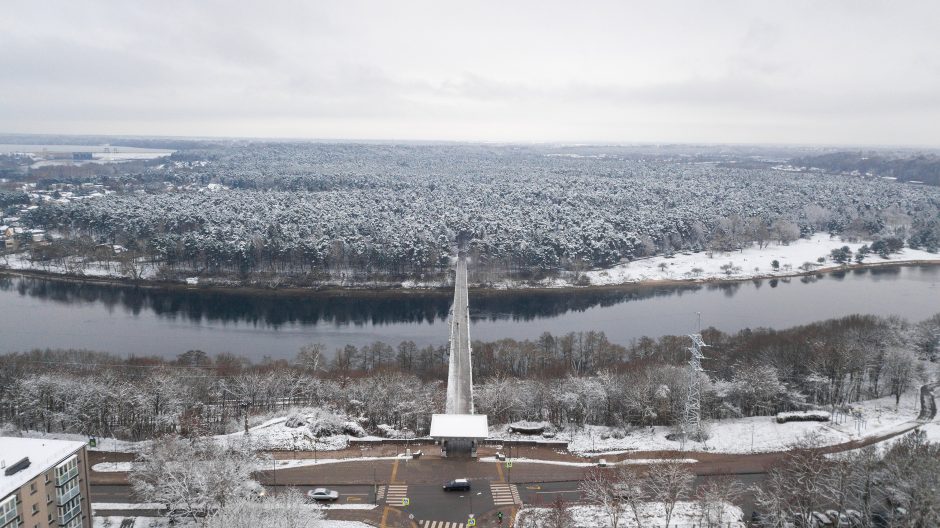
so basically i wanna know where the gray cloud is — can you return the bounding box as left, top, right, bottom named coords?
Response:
left=1, top=0, right=938, bottom=145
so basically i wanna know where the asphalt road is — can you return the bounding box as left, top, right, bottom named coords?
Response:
left=445, top=255, right=473, bottom=415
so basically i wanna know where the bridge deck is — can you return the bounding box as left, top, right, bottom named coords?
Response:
left=445, top=255, right=473, bottom=415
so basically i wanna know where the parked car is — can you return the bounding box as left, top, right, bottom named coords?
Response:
left=306, top=488, right=340, bottom=501
left=443, top=478, right=471, bottom=491
left=825, top=510, right=854, bottom=527
left=810, top=512, right=834, bottom=527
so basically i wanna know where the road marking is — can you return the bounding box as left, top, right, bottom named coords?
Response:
left=489, top=482, right=521, bottom=506
left=495, top=460, right=504, bottom=482
left=421, top=522, right=465, bottom=528
left=346, top=496, right=362, bottom=502
left=381, top=506, right=390, bottom=528
left=535, top=489, right=581, bottom=495
left=391, top=458, right=401, bottom=483
left=382, top=484, right=408, bottom=505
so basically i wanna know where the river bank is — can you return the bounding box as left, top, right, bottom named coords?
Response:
left=2, top=232, right=939, bottom=296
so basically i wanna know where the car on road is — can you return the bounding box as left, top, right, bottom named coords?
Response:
left=306, top=488, right=340, bottom=501
left=443, top=478, right=471, bottom=491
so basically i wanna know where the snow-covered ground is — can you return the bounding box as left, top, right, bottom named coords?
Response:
left=0, top=252, right=159, bottom=280
left=493, top=389, right=928, bottom=455
left=94, top=456, right=407, bottom=473
left=580, top=233, right=940, bottom=287
left=5, top=233, right=938, bottom=290
left=516, top=501, right=744, bottom=528
left=919, top=421, right=940, bottom=442
left=212, top=415, right=354, bottom=452
left=478, top=456, right=697, bottom=467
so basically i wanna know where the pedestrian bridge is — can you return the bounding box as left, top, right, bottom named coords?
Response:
left=430, top=255, right=488, bottom=457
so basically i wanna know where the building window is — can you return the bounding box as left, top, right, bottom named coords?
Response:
left=54, top=455, right=79, bottom=486
left=29, top=483, right=36, bottom=495
left=0, top=495, right=19, bottom=526
left=31, top=503, right=39, bottom=514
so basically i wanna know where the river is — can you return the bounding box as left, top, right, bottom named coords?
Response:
left=0, top=266, right=938, bottom=359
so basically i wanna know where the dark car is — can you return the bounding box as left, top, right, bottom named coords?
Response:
left=443, top=478, right=471, bottom=491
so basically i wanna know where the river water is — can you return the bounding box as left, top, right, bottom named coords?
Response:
left=0, top=266, right=938, bottom=359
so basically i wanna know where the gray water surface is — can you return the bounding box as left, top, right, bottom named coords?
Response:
left=0, top=266, right=937, bottom=359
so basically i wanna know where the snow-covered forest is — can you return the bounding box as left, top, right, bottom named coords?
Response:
left=1, top=313, right=936, bottom=441
left=10, top=143, right=940, bottom=284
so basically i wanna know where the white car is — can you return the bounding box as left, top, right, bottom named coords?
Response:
left=306, top=488, right=340, bottom=501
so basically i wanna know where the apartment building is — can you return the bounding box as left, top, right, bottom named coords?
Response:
left=0, top=438, right=91, bottom=528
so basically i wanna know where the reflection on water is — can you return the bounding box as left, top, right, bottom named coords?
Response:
left=0, top=275, right=713, bottom=327
left=0, top=265, right=938, bottom=358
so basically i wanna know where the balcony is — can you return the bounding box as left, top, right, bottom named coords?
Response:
left=58, top=502, right=80, bottom=526
left=56, top=484, right=80, bottom=505
left=55, top=465, right=78, bottom=487
left=0, top=509, right=19, bottom=528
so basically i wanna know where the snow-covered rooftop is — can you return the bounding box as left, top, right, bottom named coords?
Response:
left=429, top=414, right=489, bottom=439
left=0, top=437, right=85, bottom=498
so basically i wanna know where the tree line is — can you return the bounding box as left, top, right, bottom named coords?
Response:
left=1, top=313, right=936, bottom=441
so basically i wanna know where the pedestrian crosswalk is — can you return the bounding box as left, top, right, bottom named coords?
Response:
left=378, top=484, right=408, bottom=505
left=490, top=482, right=521, bottom=506
left=420, top=521, right=465, bottom=528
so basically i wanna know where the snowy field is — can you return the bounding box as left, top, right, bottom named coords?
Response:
left=919, top=420, right=940, bottom=442
left=492, top=389, right=928, bottom=455
left=579, top=233, right=940, bottom=287
left=516, top=502, right=744, bottom=528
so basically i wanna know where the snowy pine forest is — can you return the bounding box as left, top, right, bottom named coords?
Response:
left=11, top=142, right=940, bottom=285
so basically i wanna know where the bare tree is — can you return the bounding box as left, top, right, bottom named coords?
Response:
left=579, top=467, right=626, bottom=528
left=543, top=496, right=573, bottom=528
left=130, top=436, right=260, bottom=526
left=205, top=489, right=324, bottom=528
left=646, top=461, right=694, bottom=528
left=753, top=436, right=832, bottom=528
left=694, top=477, right=744, bottom=528
left=883, top=348, right=917, bottom=406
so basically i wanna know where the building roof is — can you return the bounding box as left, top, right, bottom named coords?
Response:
left=429, top=414, right=489, bottom=439
left=0, top=437, right=85, bottom=499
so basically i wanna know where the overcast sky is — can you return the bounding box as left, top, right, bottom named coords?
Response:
left=2, top=1, right=939, bottom=146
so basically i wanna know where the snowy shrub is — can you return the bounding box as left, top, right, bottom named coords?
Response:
left=775, top=410, right=831, bottom=423
left=342, top=421, right=366, bottom=438
left=376, top=424, right=401, bottom=438
left=509, top=421, right=549, bottom=435
left=373, top=423, right=416, bottom=439
left=307, top=409, right=344, bottom=437
left=283, top=414, right=307, bottom=428
left=611, top=430, right=625, bottom=440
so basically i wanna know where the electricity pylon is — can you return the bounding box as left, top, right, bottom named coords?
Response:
left=681, top=314, right=710, bottom=443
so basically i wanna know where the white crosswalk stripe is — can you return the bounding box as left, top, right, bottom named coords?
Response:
left=383, top=484, right=408, bottom=505
left=489, top=482, right=521, bottom=506
left=421, top=522, right=465, bottom=528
